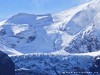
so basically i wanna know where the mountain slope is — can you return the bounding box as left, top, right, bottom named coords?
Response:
left=65, top=0, right=100, bottom=53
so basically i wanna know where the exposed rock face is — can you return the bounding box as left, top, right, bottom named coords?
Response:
left=90, top=55, right=100, bottom=73
left=0, top=51, right=15, bottom=75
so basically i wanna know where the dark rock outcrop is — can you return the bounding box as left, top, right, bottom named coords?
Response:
left=0, top=51, right=15, bottom=75
left=90, top=55, right=100, bottom=74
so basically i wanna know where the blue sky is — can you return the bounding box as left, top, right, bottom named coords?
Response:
left=0, top=0, right=91, bottom=21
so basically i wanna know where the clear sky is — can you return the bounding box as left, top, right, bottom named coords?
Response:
left=0, top=0, right=91, bottom=21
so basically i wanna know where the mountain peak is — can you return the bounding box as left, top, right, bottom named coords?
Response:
left=7, top=13, right=36, bottom=25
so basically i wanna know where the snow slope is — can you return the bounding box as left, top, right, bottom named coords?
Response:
left=65, top=0, right=100, bottom=53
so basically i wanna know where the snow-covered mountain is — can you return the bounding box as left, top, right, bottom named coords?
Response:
left=0, top=0, right=100, bottom=75
left=0, top=13, right=55, bottom=54
left=0, top=0, right=100, bottom=55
